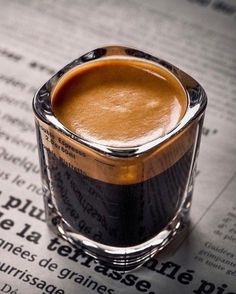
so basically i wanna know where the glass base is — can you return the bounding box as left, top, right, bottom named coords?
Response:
left=43, top=186, right=192, bottom=272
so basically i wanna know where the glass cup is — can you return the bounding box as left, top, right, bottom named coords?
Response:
left=33, top=46, right=207, bottom=271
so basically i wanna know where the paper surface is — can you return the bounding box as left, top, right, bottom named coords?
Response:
left=0, top=0, right=235, bottom=293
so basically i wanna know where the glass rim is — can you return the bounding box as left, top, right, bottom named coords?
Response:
left=33, top=45, right=207, bottom=158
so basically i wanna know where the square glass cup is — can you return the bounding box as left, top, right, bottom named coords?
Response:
left=33, top=46, right=207, bottom=271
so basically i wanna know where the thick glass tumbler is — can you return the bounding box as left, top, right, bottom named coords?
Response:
left=33, top=46, right=207, bottom=271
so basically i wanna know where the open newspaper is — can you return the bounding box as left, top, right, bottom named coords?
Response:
left=0, top=0, right=235, bottom=293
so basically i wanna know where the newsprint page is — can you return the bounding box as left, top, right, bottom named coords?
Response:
left=0, top=0, right=236, bottom=293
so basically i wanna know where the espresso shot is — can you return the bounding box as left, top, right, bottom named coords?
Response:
left=33, top=46, right=207, bottom=270
left=47, top=58, right=193, bottom=247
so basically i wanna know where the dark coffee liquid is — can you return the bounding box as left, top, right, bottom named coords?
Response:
left=41, top=145, right=193, bottom=247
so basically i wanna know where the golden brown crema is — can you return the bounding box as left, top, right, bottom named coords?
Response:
left=52, top=59, right=187, bottom=147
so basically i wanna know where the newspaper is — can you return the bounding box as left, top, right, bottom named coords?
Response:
left=0, top=0, right=235, bottom=293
